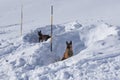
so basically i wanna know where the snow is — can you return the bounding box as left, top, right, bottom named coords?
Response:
left=79, top=23, right=117, bottom=46
left=1, top=0, right=120, bottom=80
left=1, top=21, right=120, bottom=80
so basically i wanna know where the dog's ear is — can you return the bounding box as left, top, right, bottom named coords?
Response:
left=38, top=30, right=41, bottom=35
left=39, top=30, right=42, bottom=33
left=70, top=41, right=72, bottom=44
left=66, top=41, right=68, bottom=45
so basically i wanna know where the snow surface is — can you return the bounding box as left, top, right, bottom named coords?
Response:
left=1, top=0, right=120, bottom=80
left=1, top=20, right=120, bottom=80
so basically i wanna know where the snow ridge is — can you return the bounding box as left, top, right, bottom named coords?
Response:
left=0, top=21, right=120, bottom=80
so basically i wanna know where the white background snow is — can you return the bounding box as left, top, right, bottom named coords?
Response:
left=0, top=0, right=120, bottom=80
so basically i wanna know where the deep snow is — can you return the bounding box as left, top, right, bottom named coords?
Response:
left=0, top=21, right=120, bottom=80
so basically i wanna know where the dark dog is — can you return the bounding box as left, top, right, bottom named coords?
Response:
left=61, top=41, right=73, bottom=60
left=38, top=30, right=51, bottom=42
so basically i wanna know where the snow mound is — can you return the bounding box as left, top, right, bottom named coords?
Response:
left=79, top=23, right=117, bottom=46
left=23, top=23, right=86, bottom=59
left=62, top=21, right=82, bottom=32
left=1, top=21, right=120, bottom=80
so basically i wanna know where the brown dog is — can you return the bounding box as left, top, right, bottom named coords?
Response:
left=38, top=30, right=51, bottom=42
left=61, top=41, right=73, bottom=60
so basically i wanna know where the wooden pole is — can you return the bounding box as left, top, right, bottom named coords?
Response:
left=51, top=5, right=53, bottom=52
left=21, top=2, right=23, bottom=36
